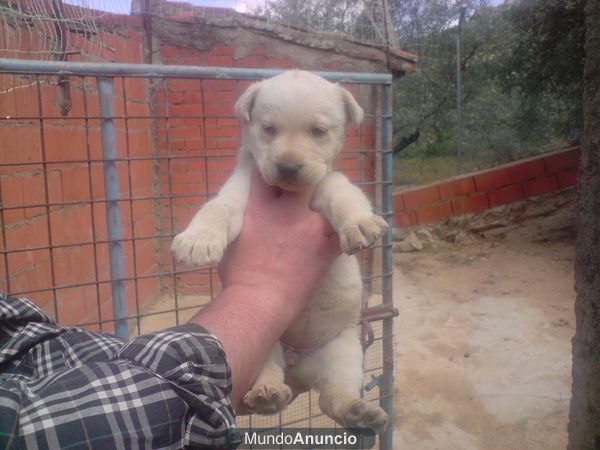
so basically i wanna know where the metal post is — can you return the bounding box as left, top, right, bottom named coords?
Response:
left=456, top=6, right=466, bottom=173
left=97, top=76, right=128, bottom=339
left=380, top=83, right=394, bottom=450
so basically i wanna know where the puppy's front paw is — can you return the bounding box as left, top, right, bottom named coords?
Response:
left=339, top=399, right=388, bottom=434
left=171, top=225, right=227, bottom=266
left=340, top=215, right=388, bottom=254
left=242, top=383, right=293, bottom=415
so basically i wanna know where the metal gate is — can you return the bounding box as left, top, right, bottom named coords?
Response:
left=0, top=58, right=395, bottom=449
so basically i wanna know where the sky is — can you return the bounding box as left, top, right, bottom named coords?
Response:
left=67, top=0, right=256, bottom=14
left=67, top=0, right=506, bottom=18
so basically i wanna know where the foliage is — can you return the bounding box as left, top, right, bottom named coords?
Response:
left=250, top=0, right=384, bottom=43
left=498, top=0, right=585, bottom=142
left=391, top=0, right=585, bottom=183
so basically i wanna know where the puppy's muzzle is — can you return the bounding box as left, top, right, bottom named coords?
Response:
left=276, top=163, right=303, bottom=180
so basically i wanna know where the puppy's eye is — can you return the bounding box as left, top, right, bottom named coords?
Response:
left=262, top=125, right=277, bottom=136
left=311, top=127, right=327, bottom=137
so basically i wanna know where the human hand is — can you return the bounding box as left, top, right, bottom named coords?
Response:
left=218, top=168, right=341, bottom=310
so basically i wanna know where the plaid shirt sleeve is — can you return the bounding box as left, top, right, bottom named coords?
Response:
left=0, top=294, right=241, bottom=450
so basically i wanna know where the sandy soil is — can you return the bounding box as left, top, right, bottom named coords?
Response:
left=392, top=189, right=576, bottom=450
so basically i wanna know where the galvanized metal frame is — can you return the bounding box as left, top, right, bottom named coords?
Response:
left=0, top=58, right=395, bottom=449
left=0, top=58, right=392, bottom=84
left=98, top=76, right=128, bottom=339
left=380, top=83, right=395, bottom=449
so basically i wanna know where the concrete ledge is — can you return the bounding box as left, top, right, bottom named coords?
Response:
left=393, top=147, right=580, bottom=228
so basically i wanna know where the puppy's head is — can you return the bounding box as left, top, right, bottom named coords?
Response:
left=235, top=70, right=363, bottom=191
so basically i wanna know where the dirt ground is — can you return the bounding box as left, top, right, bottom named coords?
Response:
left=392, top=189, right=576, bottom=450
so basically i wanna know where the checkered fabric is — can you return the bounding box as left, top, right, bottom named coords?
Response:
left=0, top=294, right=241, bottom=449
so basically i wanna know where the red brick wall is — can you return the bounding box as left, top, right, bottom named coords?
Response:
left=393, top=147, right=580, bottom=228
left=0, top=16, right=157, bottom=332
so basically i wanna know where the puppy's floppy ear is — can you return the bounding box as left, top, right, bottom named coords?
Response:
left=235, top=81, right=263, bottom=123
left=338, top=85, right=364, bottom=125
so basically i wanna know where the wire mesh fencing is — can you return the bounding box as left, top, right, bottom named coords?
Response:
left=0, top=59, right=395, bottom=449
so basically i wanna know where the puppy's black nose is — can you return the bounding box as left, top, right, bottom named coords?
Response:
left=276, top=163, right=302, bottom=178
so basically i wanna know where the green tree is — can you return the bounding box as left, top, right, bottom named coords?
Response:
left=391, top=1, right=510, bottom=161
left=390, top=0, right=586, bottom=184
left=251, top=0, right=383, bottom=43
left=498, top=0, right=585, bottom=143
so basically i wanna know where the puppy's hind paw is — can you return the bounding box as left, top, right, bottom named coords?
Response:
left=340, top=215, right=388, bottom=254
left=242, top=383, right=293, bottom=415
left=341, top=399, right=388, bottom=434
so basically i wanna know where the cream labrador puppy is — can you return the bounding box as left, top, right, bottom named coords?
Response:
left=171, top=70, right=388, bottom=433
